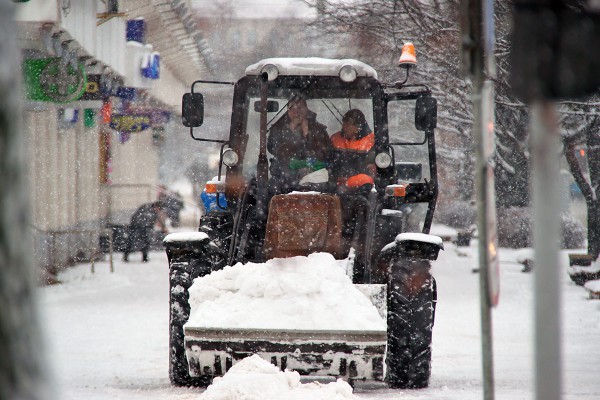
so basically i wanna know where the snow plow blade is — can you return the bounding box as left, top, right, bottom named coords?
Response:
left=184, top=327, right=387, bottom=381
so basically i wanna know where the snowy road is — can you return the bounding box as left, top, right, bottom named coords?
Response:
left=39, top=232, right=600, bottom=399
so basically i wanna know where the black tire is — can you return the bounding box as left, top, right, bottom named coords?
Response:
left=168, top=254, right=218, bottom=386
left=386, top=258, right=436, bottom=389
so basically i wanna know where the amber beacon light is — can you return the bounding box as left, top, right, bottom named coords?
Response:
left=399, top=43, right=417, bottom=68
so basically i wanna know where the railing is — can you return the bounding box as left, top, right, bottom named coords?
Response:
left=31, top=227, right=115, bottom=275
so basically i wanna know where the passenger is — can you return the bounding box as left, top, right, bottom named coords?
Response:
left=267, top=97, right=330, bottom=192
left=329, top=109, right=376, bottom=191
left=330, top=109, right=377, bottom=282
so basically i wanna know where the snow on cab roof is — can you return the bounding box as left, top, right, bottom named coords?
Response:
left=245, top=57, right=378, bottom=79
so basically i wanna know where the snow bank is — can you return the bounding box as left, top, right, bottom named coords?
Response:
left=186, top=253, right=385, bottom=331
left=200, top=355, right=356, bottom=400
left=584, top=279, right=600, bottom=294
left=567, top=259, right=600, bottom=276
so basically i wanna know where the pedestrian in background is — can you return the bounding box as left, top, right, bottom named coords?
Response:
left=123, top=201, right=168, bottom=262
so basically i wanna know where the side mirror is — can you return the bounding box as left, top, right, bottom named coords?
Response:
left=182, top=93, right=204, bottom=127
left=253, top=100, right=279, bottom=113
left=415, top=96, right=437, bottom=131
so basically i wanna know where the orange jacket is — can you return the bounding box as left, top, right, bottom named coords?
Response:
left=330, top=131, right=375, bottom=152
left=329, top=131, right=375, bottom=185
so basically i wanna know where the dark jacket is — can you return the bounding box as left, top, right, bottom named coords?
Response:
left=267, top=110, right=330, bottom=187
left=267, top=110, right=330, bottom=165
left=130, top=203, right=162, bottom=229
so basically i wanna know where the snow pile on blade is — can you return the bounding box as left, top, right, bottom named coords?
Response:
left=200, top=355, right=357, bottom=400
left=186, top=252, right=385, bottom=331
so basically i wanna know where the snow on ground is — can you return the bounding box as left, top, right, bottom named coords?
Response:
left=430, top=223, right=460, bottom=241
left=38, top=231, right=600, bottom=399
left=186, top=252, right=385, bottom=331
left=200, top=355, right=356, bottom=400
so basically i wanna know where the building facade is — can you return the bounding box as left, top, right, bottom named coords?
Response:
left=15, top=0, right=212, bottom=273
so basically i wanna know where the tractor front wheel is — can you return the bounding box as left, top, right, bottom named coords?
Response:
left=386, top=258, right=436, bottom=389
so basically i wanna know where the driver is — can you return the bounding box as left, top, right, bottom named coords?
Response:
left=267, top=97, right=330, bottom=192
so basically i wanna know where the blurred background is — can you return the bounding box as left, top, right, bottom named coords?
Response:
left=12, top=0, right=592, bottom=283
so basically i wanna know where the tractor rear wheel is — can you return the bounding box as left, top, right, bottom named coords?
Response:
left=386, top=258, right=436, bottom=389
left=169, top=259, right=213, bottom=386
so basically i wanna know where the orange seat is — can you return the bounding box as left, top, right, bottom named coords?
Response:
left=263, top=194, right=343, bottom=260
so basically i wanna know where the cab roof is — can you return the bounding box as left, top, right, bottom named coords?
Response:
left=245, top=57, right=378, bottom=80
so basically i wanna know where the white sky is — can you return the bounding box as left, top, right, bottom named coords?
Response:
left=191, top=0, right=316, bottom=19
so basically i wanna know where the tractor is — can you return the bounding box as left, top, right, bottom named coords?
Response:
left=165, top=47, right=444, bottom=389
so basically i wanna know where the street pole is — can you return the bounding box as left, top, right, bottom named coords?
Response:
left=0, top=3, right=50, bottom=399
left=530, top=102, right=562, bottom=400
left=474, top=79, right=498, bottom=400
left=461, top=0, right=499, bottom=397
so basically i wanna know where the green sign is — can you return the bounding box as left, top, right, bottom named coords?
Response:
left=23, top=58, right=87, bottom=103
left=84, top=109, right=96, bottom=128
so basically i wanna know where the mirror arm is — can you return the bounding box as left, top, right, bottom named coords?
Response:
left=189, top=127, right=228, bottom=143
left=191, top=79, right=235, bottom=93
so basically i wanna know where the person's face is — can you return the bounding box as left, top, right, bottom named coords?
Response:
left=288, top=100, right=308, bottom=123
left=342, top=119, right=360, bottom=139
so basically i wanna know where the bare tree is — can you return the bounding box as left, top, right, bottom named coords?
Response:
left=560, top=99, right=600, bottom=258
left=304, top=0, right=475, bottom=204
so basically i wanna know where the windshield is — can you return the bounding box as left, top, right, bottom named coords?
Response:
left=242, top=95, right=374, bottom=178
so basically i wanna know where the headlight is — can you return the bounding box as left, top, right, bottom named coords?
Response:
left=222, top=148, right=239, bottom=167
left=339, top=65, right=358, bottom=83
left=375, top=152, right=393, bottom=168
left=261, top=64, right=279, bottom=81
